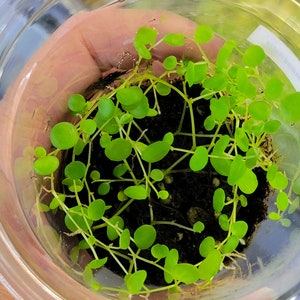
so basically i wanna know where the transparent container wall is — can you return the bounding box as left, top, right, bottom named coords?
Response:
left=0, top=0, right=299, bottom=299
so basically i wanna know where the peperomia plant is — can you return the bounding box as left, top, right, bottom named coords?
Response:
left=33, top=24, right=300, bottom=297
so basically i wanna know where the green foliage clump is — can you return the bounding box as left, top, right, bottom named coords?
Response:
left=33, top=23, right=300, bottom=297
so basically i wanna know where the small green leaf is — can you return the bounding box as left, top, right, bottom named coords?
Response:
left=113, top=164, right=128, bottom=178
left=163, top=55, right=178, bottom=70
left=193, top=221, right=205, bottom=233
left=97, top=182, right=110, bottom=195
left=158, top=190, right=169, bottom=200
left=135, top=26, right=157, bottom=46
left=245, top=148, right=257, bottom=168
left=64, top=161, right=86, bottom=180
left=242, top=45, right=265, bottom=67
left=198, top=249, right=222, bottom=281
left=219, top=214, right=229, bottom=231
left=80, top=119, right=97, bottom=135
left=34, top=155, right=59, bottom=175
left=116, top=86, right=144, bottom=107
left=280, top=92, right=300, bottom=122
left=263, top=120, right=281, bottom=133
left=185, top=61, right=207, bottom=87
left=171, top=263, right=200, bottom=284
left=50, top=122, right=79, bottom=150
left=210, top=135, right=231, bottom=176
left=49, top=194, right=65, bottom=210
left=280, top=218, right=291, bottom=227
left=87, top=199, right=106, bottom=221
left=99, top=133, right=112, bottom=148
left=34, top=146, right=46, bottom=158
left=235, top=127, right=249, bottom=152
left=216, top=40, right=236, bottom=70
left=107, top=216, right=124, bottom=241
left=124, top=185, right=148, bottom=200
left=265, top=78, right=284, bottom=100
left=97, top=97, right=115, bottom=121
left=276, top=192, right=289, bottom=211
left=203, top=73, right=227, bottom=91
left=267, top=165, right=288, bottom=190
left=105, top=138, right=132, bottom=161
left=231, top=221, right=248, bottom=238
left=163, top=132, right=174, bottom=145
left=87, top=258, right=108, bottom=269
left=164, top=249, right=179, bottom=284
left=269, top=212, right=280, bottom=220
left=210, top=97, right=230, bottom=122
left=199, top=236, right=215, bottom=257
left=124, top=270, right=147, bottom=294
left=221, top=235, right=240, bottom=254
left=141, top=141, right=170, bottom=163
left=163, top=33, right=185, bottom=46
left=194, top=25, right=214, bottom=43
left=134, top=225, right=156, bottom=250
left=228, top=155, right=247, bottom=186
left=68, top=94, right=86, bottom=113
left=151, top=244, right=169, bottom=260
left=150, top=169, right=164, bottom=181
left=90, top=170, right=100, bottom=181
left=248, top=101, right=272, bottom=121
left=213, top=188, right=225, bottom=213
left=204, top=115, right=215, bottom=131
left=156, top=82, right=171, bottom=96
left=238, top=168, right=258, bottom=194
left=119, top=229, right=131, bottom=250
left=189, top=146, right=208, bottom=172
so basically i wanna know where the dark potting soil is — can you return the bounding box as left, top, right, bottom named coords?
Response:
left=52, top=76, right=269, bottom=287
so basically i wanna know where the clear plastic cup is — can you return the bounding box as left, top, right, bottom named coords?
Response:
left=0, top=1, right=300, bottom=299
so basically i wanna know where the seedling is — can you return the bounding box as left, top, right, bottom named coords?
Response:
left=33, top=24, right=300, bottom=297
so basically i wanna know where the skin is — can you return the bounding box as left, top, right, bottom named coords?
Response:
left=0, top=4, right=274, bottom=299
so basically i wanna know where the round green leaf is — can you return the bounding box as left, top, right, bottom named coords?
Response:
left=34, top=146, right=47, bottom=158
left=163, top=33, right=185, bottom=46
left=219, top=214, right=229, bottom=231
left=124, top=185, right=148, bottom=200
left=119, top=229, right=131, bottom=250
left=107, top=216, right=124, bottom=241
left=193, top=221, right=205, bottom=233
left=97, top=182, right=110, bottom=195
left=189, top=146, right=208, bottom=172
left=150, top=169, right=164, bottom=181
left=116, top=86, right=144, bottom=107
left=171, top=263, right=200, bottom=284
left=164, top=249, right=179, bottom=284
left=231, top=221, right=248, bottom=238
left=151, top=244, right=169, bottom=260
left=248, top=101, right=272, bottom=121
left=156, top=82, right=171, bottom=96
left=80, top=119, right=97, bottom=135
left=34, top=155, right=59, bottom=175
left=194, top=25, right=214, bottom=43
left=124, top=270, right=147, bottom=294
left=141, top=141, right=170, bottom=163
left=265, top=78, right=284, bottom=100
left=50, top=122, right=79, bottom=150
left=68, top=94, right=86, bottom=113
left=105, top=138, right=132, bottom=161
left=276, top=192, right=289, bottom=211
left=242, top=45, right=266, bottom=67
left=263, top=120, right=281, bottom=133
left=221, top=235, right=240, bottom=254
left=87, top=199, right=106, bottom=221
left=213, top=188, right=225, bottom=213
left=158, top=190, right=169, bottom=200
left=238, top=168, right=258, bottom=194
left=64, top=161, right=86, bottom=179
left=198, top=249, right=222, bottom=281
left=97, top=97, right=115, bottom=121
left=280, top=92, right=300, bottom=123
left=113, top=164, right=128, bottom=178
left=199, top=236, right=215, bottom=258
left=134, top=225, right=156, bottom=250
left=163, top=55, right=178, bottom=70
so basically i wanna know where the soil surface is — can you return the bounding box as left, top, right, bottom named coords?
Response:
left=52, top=76, right=269, bottom=286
